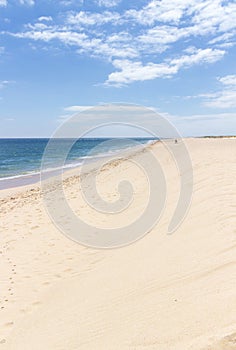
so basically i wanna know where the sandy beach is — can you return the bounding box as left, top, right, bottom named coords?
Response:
left=0, top=138, right=236, bottom=349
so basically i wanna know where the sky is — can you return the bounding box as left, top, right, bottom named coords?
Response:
left=0, top=0, right=236, bottom=137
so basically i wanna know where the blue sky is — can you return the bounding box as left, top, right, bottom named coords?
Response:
left=0, top=0, right=236, bottom=137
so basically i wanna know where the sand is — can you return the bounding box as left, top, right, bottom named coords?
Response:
left=0, top=138, right=236, bottom=349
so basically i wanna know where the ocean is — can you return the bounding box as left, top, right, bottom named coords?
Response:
left=0, top=138, right=154, bottom=189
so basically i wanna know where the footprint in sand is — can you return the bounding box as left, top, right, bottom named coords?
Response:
left=31, top=225, right=39, bottom=230
left=42, top=281, right=50, bottom=286
left=210, top=332, right=236, bottom=349
left=64, top=268, right=72, bottom=273
left=4, top=321, right=14, bottom=328
left=32, top=301, right=41, bottom=307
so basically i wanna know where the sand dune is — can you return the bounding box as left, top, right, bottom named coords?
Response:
left=0, top=138, right=236, bottom=349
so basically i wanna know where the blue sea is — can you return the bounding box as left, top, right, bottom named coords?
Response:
left=0, top=138, right=154, bottom=189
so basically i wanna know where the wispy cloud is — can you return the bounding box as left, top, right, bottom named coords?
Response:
left=19, top=0, right=35, bottom=5
left=0, top=80, right=11, bottom=89
left=209, top=32, right=236, bottom=45
left=201, top=75, right=236, bottom=109
left=0, top=80, right=14, bottom=102
left=166, top=111, right=236, bottom=122
left=56, top=105, right=93, bottom=124
left=3, top=117, right=15, bottom=121
left=38, top=16, right=53, bottom=22
left=66, top=10, right=121, bottom=26
left=0, top=0, right=7, bottom=6
left=96, top=0, right=121, bottom=8
left=59, top=0, right=84, bottom=6
left=219, top=75, right=236, bottom=86
left=12, top=29, right=138, bottom=60
left=106, top=48, right=225, bottom=85
left=64, top=105, right=93, bottom=112
left=163, top=110, right=236, bottom=136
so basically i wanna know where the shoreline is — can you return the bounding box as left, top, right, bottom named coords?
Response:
left=0, top=139, right=157, bottom=191
left=1, top=135, right=235, bottom=192
left=0, top=140, right=158, bottom=205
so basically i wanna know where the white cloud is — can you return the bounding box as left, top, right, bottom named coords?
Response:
left=219, top=75, right=236, bottom=86
left=0, top=80, right=11, bottom=89
left=107, top=48, right=225, bottom=85
left=96, top=0, right=121, bottom=8
left=192, top=0, right=236, bottom=33
left=57, top=105, right=96, bottom=124
left=5, top=0, right=236, bottom=85
left=138, top=25, right=184, bottom=46
left=170, top=47, right=225, bottom=67
left=67, top=10, right=121, bottom=27
left=0, top=0, right=7, bottom=6
left=26, top=23, right=49, bottom=30
left=201, top=75, right=236, bottom=108
left=209, top=32, right=235, bottom=45
left=0, top=80, right=12, bottom=101
left=64, top=105, right=93, bottom=112
left=38, top=16, right=53, bottom=22
left=214, top=42, right=235, bottom=49
left=59, top=0, right=83, bottom=6
left=107, top=60, right=178, bottom=85
left=14, top=30, right=87, bottom=45
left=125, top=0, right=189, bottom=25
left=19, top=0, right=35, bottom=5
left=13, top=29, right=138, bottom=59
left=56, top=114, right=72, bottom=123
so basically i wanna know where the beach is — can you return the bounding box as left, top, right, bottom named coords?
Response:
left=0, top=138, right=236, bottom=349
